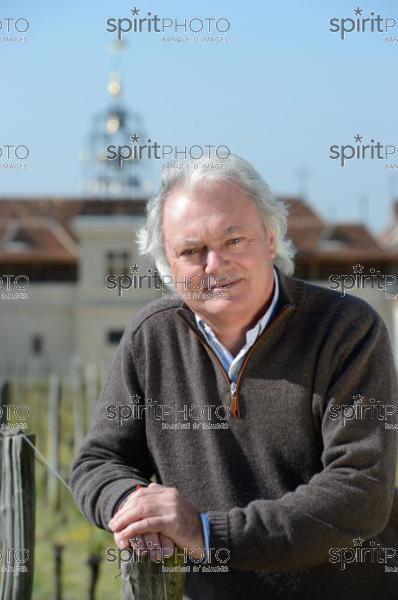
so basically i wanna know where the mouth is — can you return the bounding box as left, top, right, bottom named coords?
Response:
left=206, top=278, right=242, bottom=292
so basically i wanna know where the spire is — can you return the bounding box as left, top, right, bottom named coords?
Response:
left=81, top=41, right=152, bottom=198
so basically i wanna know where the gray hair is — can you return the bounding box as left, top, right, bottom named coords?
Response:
left=137, top=154, right=295, bottom=277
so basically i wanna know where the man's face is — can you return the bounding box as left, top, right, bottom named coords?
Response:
left=163, top=180, right=276, bottom=327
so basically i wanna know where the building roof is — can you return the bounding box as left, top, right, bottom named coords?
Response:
left=0, top=196, right=397, bottom=270
left=0, top=198, right=146, bottom=267
left=380, top=200, right=398, bottom=249
left=0, top=218, right=79, bottom=264
left=283, top=196, right=325, bottom=253
left=282, top=197, right=398, bottom=264
left=0, top=197, right=147, bottom=241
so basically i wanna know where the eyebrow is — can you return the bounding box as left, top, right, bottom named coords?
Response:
left=178, top=225, right=247, bottom=247
left=223, top=225, right=246, bottom=234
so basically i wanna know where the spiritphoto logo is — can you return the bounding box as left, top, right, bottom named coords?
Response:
left=327, top=394, right=397, bottom=429
left=329, top=537, right=396, bottom=572
left=329, top=135, right=396, bottom=167
left=106, top=7, right=230, bottom=43
left=0, top=547, right=29, bottom=573
left=106, top=542, right=230, bottom=571
left=0, top=145, right=30, bottom=171
left=105, top=265, right=231, bottom=298
left=0, top=274, right=30, bottom=300
left=0, top=17, right=29, bottom=43
left=107, top=135, right=231, bottom=167
left=0, top=404, right=30, bottom=431
left=328, top=264, right=397, bottom=297
left=329, top=7, right=396, bottom=40
left=106, top=394, right=231, bottom=430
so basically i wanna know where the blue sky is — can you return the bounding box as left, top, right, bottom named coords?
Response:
left=1, top=0, right=397, bottom=232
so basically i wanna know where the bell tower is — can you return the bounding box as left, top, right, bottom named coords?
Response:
left=81, top=41, right=153, bottom=198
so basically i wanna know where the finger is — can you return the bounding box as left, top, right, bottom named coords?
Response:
left=159, top=534, right=176, bottom=560
left=142, top=532, right=162, bottom=561
left=110, top=500, right=169, bottom=533
left=115, top=516, right=167, bottom=546
left=110, top=495, right=137, bottom=527
left=129, top=535, right=146, bottom=556
left=113, top=531, right=145, bottom=554
left=124, top=534, right=147, bottom=557
left=109, top=487, right=159, bottom=526
left=109, top=485, right=155, bottom=525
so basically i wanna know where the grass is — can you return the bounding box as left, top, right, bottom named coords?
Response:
left=33, top=491, right=120, bottom=599
left=9, top=377, right=122, bottom=599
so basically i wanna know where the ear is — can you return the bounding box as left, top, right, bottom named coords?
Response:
left=267, top=228, right=277, bottom=260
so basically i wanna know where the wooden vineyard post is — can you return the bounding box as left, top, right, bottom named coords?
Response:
left=121, top=556, right=185, bottom=600
left=85, top=364, right=98, bottom=424
left=0, top=379, right=11, bottom=505
left=86, top=553, right=101, bottom=600
left=0, top=431, right=35, bottom=600
left=0, top=380, right=11, bottom=429
left=71, top=365, right=85, bottom=458
left=53, top=544, right=64, bottom=600
left=47, top=374, right=61, bottom=511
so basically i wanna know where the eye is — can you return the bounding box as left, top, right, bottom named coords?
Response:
left=227, top=237, right=243, bottom=245
left=181, top=248, right=200, bottom=256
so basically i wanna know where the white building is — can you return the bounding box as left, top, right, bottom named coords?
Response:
left=0, top=199, right=159, bottom=376
left=0, top=197, right=397, bottom=376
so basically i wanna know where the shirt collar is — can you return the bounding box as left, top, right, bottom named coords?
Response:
left=195, top=267, right=280, bottom=347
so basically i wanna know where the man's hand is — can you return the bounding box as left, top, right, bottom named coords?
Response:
left=111, top=488, right=175, bottom=561
left=108, top=483, right=205, bottom=560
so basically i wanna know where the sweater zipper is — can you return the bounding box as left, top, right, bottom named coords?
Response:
left=230, top=381, right=238, bottom=419
left=228, top=304, right=294, bottom=418
left=178, top=304, right=294, bottom=419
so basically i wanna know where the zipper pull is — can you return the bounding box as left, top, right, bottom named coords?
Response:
left=230, top=381, right=240, bottom=419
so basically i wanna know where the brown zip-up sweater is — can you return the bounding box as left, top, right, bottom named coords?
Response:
left=70, top=269, right=398, bottom=599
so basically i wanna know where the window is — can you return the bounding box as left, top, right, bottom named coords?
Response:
left=31, top=335, right=43, bottom=355
left=105, top=250, right=131, bottom=277
left=4, top=226, right=34, bottom=252
left=107, top=330, right=124, bottom=345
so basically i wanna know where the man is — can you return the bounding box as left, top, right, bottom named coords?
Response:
left=70, top=154, right=398, bottom=599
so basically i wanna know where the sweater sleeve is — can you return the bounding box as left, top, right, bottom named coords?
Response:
left=69, top=331, right=153, bottom=532
left=207, top=312, right=398, bottom=572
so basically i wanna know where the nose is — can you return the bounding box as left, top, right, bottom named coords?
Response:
left=204, top=249, right=228, bottom=275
